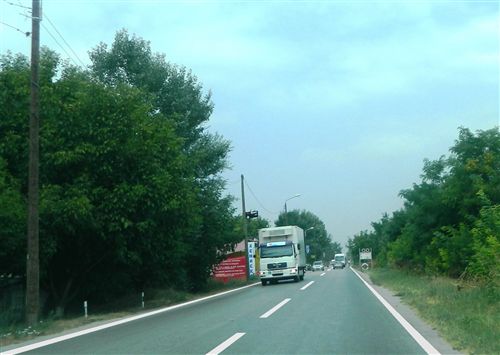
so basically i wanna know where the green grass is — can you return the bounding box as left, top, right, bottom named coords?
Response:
left=0, top=278, right=256, bottom=349
left=368, top=268, right=500, bottom=355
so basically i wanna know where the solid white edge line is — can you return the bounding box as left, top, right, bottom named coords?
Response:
left=205, top=332, right=245, bottom=355
left=300, top=281, right=315, bottom=290
left=3, top=283, right=260, bottom=355
left=259, top=298, right=291, bottom=318
left=350, top=267, right=441, bottom=355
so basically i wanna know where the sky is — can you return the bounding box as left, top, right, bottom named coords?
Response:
left=1, top=0, right=499, bottom=247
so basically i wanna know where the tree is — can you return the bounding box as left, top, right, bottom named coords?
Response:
left=469, top=205, right=500, bottom=286
left=275, top=209, right=337, bottom=262
left=88, top=30, right=237, bottom=292
left=0, top=157, right=25, bottom=276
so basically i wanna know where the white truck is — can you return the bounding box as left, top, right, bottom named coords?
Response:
left=332, top=253, right=346, bottom=269
left=258, top=226, right=306, bottom=286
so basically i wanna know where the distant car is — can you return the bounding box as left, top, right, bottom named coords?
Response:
left=312, top=261, right=324, bottom=271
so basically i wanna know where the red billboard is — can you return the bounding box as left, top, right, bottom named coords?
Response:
left=213, top=256, right=247, bottom=282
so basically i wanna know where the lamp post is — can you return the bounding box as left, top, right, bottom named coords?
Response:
left=284, top=194, right=301, bottom=225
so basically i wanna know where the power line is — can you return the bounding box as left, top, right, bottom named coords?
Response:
left=2, top=0, right=31, bottom=10
left=41, top=22, right=80, bottom=67
left=244, top=179, right=279, bottom=215
left=44, top=14, right=85, bottom=67
left=3, top=0, right=86, bottom=67
left=0, top=20, right=30, bottom=36
left=227, top=178, right=241, bottom=185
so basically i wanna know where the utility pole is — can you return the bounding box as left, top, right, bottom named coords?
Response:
left=26, top=0, right=41, bottom=326
left=241, top=174, right=249, bottom=280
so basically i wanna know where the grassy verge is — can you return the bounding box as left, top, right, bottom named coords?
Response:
left=368, top=268, right=499, bottom=355
left=0, top=278, right=257, bottom=349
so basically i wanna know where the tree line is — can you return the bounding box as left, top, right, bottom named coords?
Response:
left=0, top=30, right=244, bottom=316
left=347, top=127, right=499, bottom=287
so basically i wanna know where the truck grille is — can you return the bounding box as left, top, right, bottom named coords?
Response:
left=267, top=262, right=287, bottom=270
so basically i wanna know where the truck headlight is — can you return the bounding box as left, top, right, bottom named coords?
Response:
left=290, top=268, right=297, bottom=274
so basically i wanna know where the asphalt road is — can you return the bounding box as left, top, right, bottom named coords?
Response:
left=5, top=268, right=439, bottom=354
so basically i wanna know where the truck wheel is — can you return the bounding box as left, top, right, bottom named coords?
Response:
left=261, top=280, right=267, bottom=286
left=299, top=274, right=304, bottom=281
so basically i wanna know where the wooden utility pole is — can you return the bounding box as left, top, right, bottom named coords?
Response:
left=26, top=0, right=41, bottom=326
left=241, top=174, right=249, bottom=280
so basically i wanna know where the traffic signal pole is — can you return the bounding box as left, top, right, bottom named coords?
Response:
left=241, top=174, right=250, bottom=280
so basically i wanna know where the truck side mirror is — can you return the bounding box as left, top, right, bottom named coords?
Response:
left=297, top=243, right=301, bottom=250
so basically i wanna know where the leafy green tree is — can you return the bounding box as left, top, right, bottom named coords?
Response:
left=249, top=217, right=270, bottom=237
left=0, top=158, right=25, bottom=276
left=275, top=209, right=336, bottom=262
left=233, top=216, right=270, bottom=240
left=469, top=205, right=500, bottom=286
left=87, top=30, right=237, bottom=291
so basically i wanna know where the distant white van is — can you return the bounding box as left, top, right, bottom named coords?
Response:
left=332, top=253, right=346, bottom=269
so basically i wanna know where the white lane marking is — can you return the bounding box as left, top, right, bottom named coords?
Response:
left=320, top=272, right=326, bottom=276
left=259, top=298, right=291, bottom=318
left=300, top=281, right=315, bottom=290
left=350, top=267, right=441, bottom=355
left=3, top=283, right=260, bottom=355
left=206, top=332, right=245, bottom=355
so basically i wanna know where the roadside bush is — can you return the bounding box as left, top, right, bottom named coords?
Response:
left=468, top=205, right=500, bottom=287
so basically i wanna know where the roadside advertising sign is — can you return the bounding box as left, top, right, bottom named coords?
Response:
left=213, top=256, right=247, bottom=282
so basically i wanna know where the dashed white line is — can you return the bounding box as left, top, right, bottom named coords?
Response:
left=320, top=272, right=326, bottom=276
left=3, top=283, right=259, bottom=355
left=206, top=332, right=245, bottom=355
left=300, top=281, right=315, bottom=290
left=259, top=298, right=291, bottom=318
left=351, top=267, right=441, bottom=355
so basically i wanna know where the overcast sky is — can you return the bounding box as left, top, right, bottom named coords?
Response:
left=1, top=0, right=499, bottom=246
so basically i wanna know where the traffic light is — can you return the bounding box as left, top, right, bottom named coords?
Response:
left=245, top=210, right=258, bottom=219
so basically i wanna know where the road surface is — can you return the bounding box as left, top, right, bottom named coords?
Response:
left=4, top=267, right=449, bottom=354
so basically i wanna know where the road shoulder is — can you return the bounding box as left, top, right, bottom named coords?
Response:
left=352, top=268, right=461, bottom=355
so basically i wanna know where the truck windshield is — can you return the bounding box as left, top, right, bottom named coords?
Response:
left=260, top=245, right=293, bottom=258
left=335, top=255, right=345, bottom=261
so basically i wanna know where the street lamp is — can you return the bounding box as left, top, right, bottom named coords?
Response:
left=284, top=194, right=301, bottom=215
left=284, top=194, right=301, bottom=225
